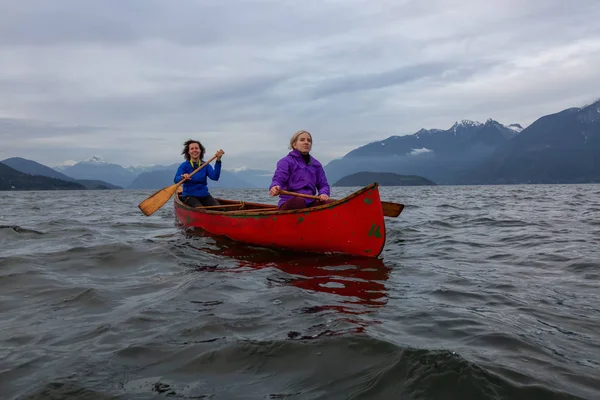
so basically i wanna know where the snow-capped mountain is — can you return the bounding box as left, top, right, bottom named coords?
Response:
left=324, top=99, right=600, bottom=185
left=469, top=98, right=600, bottom=184
left=324, top=118, right=520, bottom=184
left=82, top=156, right=110, bottom=164
left=507, top=123, right=524, bottom=133
left=450, top=119, right=482, bottom=133
left=125, top=164, right=174, bottom=175
left=343, top=118, right=519, bottom=159
left=59, top=157, right=137, bottom=187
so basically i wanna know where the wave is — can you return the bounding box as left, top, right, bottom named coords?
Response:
left=0, top=225, right=44, bottom=235
left=92, top=336, right=588, bottom=399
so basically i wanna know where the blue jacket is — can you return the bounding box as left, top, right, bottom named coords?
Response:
left=174, top=159, right=221, bottom=198
left=270, top=149, right=330, bottom=208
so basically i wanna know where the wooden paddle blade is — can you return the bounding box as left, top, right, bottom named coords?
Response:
left=382, top=201, right=404, bottom=218
left=138, top=183, right=179, bottom=216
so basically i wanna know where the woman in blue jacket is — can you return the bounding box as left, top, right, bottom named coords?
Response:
left=269, top=130, right=331, bottom=210
left=174, top=139, right=224, bottom=207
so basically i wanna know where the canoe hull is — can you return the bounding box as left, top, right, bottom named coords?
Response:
left=174, top=184, right=387, bottom=257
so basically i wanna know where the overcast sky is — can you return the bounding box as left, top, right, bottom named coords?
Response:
left=1, top=0, right=599, bottom=170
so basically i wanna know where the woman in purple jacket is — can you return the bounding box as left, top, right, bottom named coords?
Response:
left=269, top=130, right=332, bottom=210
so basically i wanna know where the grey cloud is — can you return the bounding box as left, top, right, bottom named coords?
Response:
left=0, top=118, right=105, bottom=137
left=4, top=71, right=294, bottom=131
left=0, top=1, right=139, bottom=46
left=1, top=0, right=598, bottom=50
left=0, top=0, right=364, bottom=47
left=310, top=61, right=496, bottom=99
left=182, top=73, right=292, bottom=108
left=1, top=0, right=599, bottom=168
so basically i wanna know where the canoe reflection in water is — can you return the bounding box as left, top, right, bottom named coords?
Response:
left=185, top=230, right=392, bottom=338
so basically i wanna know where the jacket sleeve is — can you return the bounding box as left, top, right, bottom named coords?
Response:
left=174, top=163, right=186, bottom=184
left=270, top=158, right=290, bottom=189
left=316, top=165, right=330, bottom=196
left=207, top=161, right=221, bottom=181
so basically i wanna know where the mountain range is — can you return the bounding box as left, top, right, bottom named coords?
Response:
left=2, top=98, right=599, bottom=189
left=2, top=157, right=122, bottom=189
left=333, top=172, right=436, bottom=186
left=324, top=99, right=600, bottom=185
left=1, top=156, right=274, bottom=190
left=0, top=162, right=86, bottom=191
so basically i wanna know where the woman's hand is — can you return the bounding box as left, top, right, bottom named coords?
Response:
left=215, top=149, right=225, bottom=161
left=270, top=186, right=280, bottom=196
left=319, top=194, right=329, bottom=201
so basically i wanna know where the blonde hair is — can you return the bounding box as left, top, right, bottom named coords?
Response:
left=289, top=130, right=312, bottom=150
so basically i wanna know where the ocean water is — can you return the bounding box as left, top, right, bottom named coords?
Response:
left=0, top=184, right=599, bottom=400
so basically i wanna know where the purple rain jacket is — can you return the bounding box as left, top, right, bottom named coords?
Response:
left=269, top=149, right=331, bottom=208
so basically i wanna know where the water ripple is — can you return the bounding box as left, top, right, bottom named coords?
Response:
left=0, top=185, right=598, bottom=399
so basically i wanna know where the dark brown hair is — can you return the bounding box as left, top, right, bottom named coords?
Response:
left=182, top=139, right=206, bottom=161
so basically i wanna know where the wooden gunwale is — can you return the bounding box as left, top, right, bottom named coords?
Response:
left=174, top=183, right=378, bottom=216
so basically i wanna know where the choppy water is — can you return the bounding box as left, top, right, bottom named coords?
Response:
left=1, top=184, right=599, bottom=400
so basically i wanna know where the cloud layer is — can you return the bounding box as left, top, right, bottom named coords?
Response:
left=1, top=0, right=599, bottom=169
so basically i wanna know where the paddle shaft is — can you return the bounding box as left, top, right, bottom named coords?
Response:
left=279, top=190, right=321, bottom=200
left=180, top=154, right=219, bottom=185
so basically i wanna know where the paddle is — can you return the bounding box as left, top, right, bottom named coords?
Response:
left=278, top=189, right=405, bottom=218
left=138, top=154, right=219, bottom=216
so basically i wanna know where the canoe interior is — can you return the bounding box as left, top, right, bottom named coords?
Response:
left=176, top=196, right=280, bottom=213
left=174, top=184, right=379, bottom=215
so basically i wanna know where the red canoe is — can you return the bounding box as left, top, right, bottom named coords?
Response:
left=174, top=183, right=402, bottom=258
